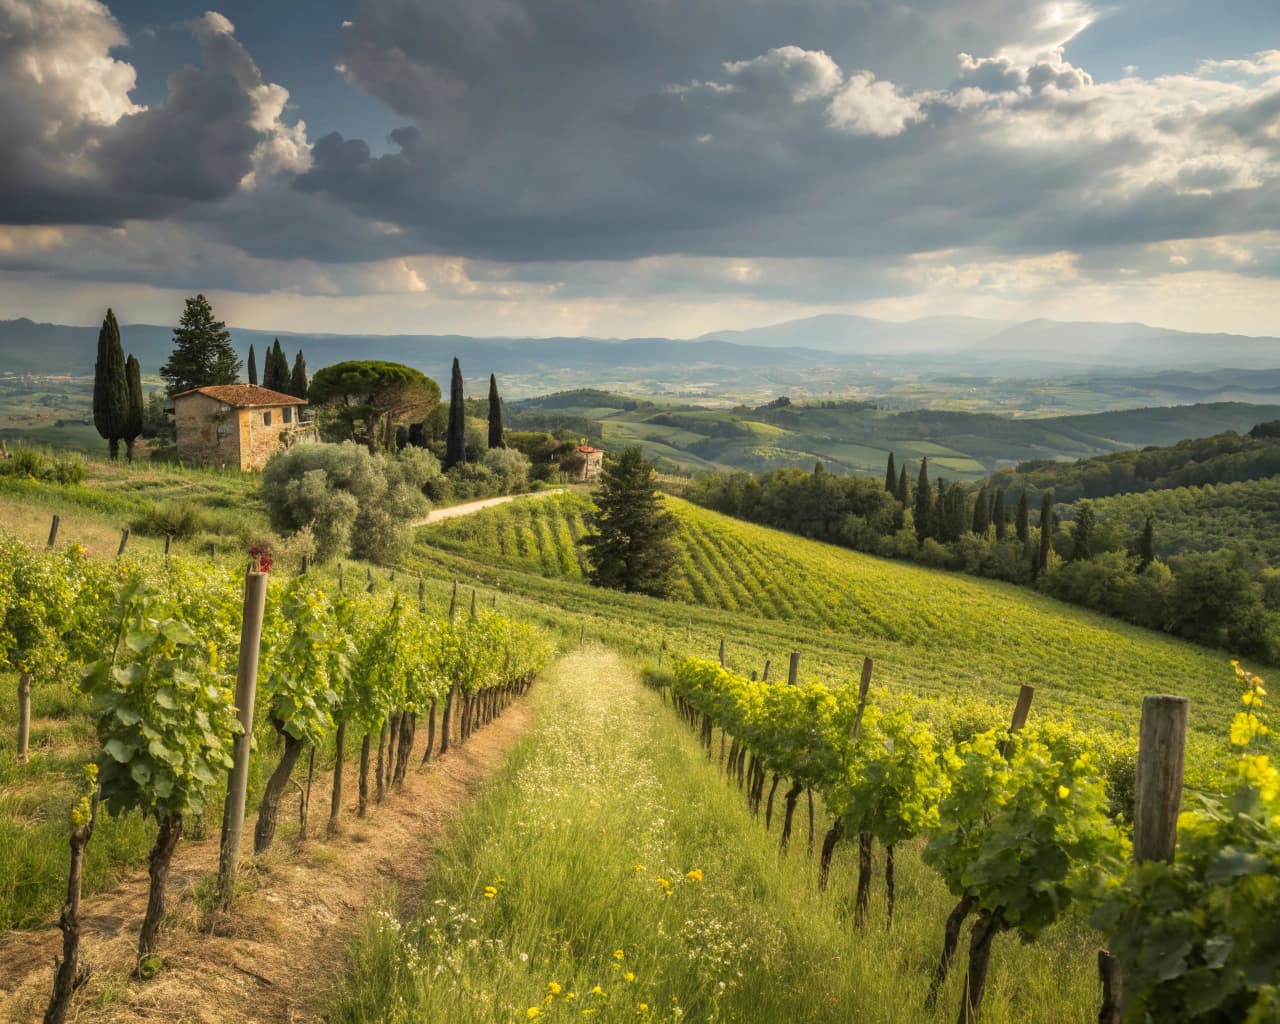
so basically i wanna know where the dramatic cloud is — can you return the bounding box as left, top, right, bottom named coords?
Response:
left=2, top=0, right=1280, bottom=337
left=0, top=1, right=308, bottom=223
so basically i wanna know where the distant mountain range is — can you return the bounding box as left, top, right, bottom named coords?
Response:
left=697, top=314, right=1280, bottom=369
left=1, top=313, right=1279, bottom=394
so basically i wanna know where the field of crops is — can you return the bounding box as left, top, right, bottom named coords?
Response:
left=416, top=493, right=1266, bottom=791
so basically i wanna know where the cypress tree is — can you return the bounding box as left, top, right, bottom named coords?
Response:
left=934, top=479, right=948, bottom=541
left=1016, top=491, right=1030, bottom=544
left=884, top=452, right=896, bottom=493
left=247, top=344, right=258, bottom=386
left=263, top=338, right=287, bottom=392
left=1068, top=500, right=1096, bottom=562
left=123, top=355, right=144, bottom=463
left=445, top=357, right=466, bottom=470
left=159, top=294, right=240, bottom=394
left=1036, top=491, right=1054, bottom=576
left=972, top=482, right=991, bottom=535
left=993, top=487, right=1007, bottom=541
left=92, top=309, right=129, bottom=460
left=1138, top=515, right=1155, bottom=571
left=290, top=350, right=308, bottom=399
left=897, top=465, right=909, bottom=504
left=913, top=458, right=932, bottom=542
left=583, top=446, right=677, bottom=596
left=947, top=484, right=966, bottom=542
left=487, top=373, right=504, bottom=448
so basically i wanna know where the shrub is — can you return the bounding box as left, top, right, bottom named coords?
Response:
left=482, top=447, right=531, bottom=493
left=131, top=502, right=201, bottom=539
left=261, top=442, right=430, bottom=564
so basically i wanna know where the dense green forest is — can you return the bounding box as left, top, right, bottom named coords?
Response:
left=684, top=431, right=1280, bottom=662
left=993, top=425, right=1280, bottom=503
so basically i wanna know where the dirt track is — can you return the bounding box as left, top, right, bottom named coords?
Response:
left=0, top=699, right=534, bottom=1023
left=411, top=488, right=567, bottom=527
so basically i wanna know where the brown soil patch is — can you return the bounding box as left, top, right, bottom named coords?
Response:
left=0, top=699, right=534, bottom=1023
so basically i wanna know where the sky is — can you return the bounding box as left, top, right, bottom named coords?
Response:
left=2, top=0, right=1280, bottom=339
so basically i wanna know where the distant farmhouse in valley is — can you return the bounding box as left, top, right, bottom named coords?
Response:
left=572, top=445, right=604, bottom=482
left=173, top=384, right=316, bottom=471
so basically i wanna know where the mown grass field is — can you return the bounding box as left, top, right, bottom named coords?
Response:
left=419, top=491, right=1256, bottom=784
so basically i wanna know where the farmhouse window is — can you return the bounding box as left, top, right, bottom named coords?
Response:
left=283, top=407, right=293, bottom=424
left=263, top=410, right=272, bottom=426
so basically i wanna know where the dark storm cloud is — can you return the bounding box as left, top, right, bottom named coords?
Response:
left=0, top=6, right=294, bottom=225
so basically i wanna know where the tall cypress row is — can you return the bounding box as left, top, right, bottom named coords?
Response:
left=1138, top=515, right=1155, bottom=571
left=92, top=309, right=129, bottom=461
left=972, top=482, right=990, bottom=535
left=290, top=350, right=308, bottom=399
left=897, top=465, right=909, bottom=504
left=1015, top=491, right=1030, bottom=544
left=993, top=487, right=1007, bottom=541
left=247, top=344, right=258, bottom=386
left=123, top=355, right=144, bottom=463
left=1036, top=491, right=1054, bottom=576
left=913, top=458, right=932, bottom=542
left=884, top=452, right=896, bottom=493
left=445, top=357, right=467, bottom=470
left=487, top=373, right=504, bottom=448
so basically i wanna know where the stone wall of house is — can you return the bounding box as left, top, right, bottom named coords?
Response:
left=175, top=393, right=241, bottom=468
left=583, top=451, right=604, bottom=481
left=237, top=404, right=303, bottom=471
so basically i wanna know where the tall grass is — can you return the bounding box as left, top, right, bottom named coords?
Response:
left=330, top=651, right=1101, bottom=1023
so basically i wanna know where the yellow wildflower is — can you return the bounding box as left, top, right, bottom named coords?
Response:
left=526, top=1009, right=541, bottom=1020
left=639, top=1004, right=649, bottom=1013
left=1057, top=785, right=1070, bottom=800
left=624, top=972, right=636, bottom=983
left=483, top=886, right=498, bottom=899
left=592, top=986, right=606, bottom=996
left=547, top=981, right=562, bottom=996
left=614, top=949, right=625, bottom=960
left=685, top=869, right=702, bottom=882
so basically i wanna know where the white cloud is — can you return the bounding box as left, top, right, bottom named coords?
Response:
left=827, top=71, right=926, bottom=136
left=723, top=46, right=843, bottom=102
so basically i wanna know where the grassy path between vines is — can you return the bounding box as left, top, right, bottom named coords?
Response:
left=331, top=650, right=1101, bottom=1024
left=0, top=696, right=533, bottom=1023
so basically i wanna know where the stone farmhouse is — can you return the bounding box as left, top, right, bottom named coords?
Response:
left=173, top=384, right=315, bottom=471
left=573, top=445, right=605, bottom=482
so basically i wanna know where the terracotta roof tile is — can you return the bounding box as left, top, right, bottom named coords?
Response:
left=171, top=384, right=307, bottom=408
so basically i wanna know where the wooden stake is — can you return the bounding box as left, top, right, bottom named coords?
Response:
left=997, top=684, right=1036, bottom=757
left=163, top=533, right=172, bottom=564
left=851, top=658, right=874, bottom=740
left=1133, top=695, right=1188, bottom=864
left=115, top=527, right=129, bottom=558
left=338, top=563, right=344, bottom=593
left=449, top=580, right=458, bottom=619
left=718, top=638, right=726, bottom=668
left=579, top=622, right=585, bottom=649
left=762, top=659, right=771, bottom=682
left=217, top=569, right=269, bottom=908
left=46, top=513, right=60, bottom=550
left=787, top=652, right=800, bottom=686
left=469, top=588, right=477, bottom=619
left=418, top=579, right=425, bottom=613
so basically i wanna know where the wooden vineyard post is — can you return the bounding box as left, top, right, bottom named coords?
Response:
left=46, top=514, right=60, bottom=550
left=1099, top=695, right=1189, bottom=1023
left=579, top=622, right=585, bottom=649
left=115, top=527, right=129, bottom=558
left=470, top=588, right=477, bottom=620
left=718, top=638, right=726, bottom=668
left=658, top=640, right=666, bottom=669
left=418, top=579, right=426, bottom=613
left=449, top=579, right=458, bottom=619
left=787, top=652, right=800, bottom=685
left=366, top=567, right=375, bottom=593
left=163, top=533, right=172, bottom=564
left=300, top=554, right=309, bottom=575
left=851, top=657, right=874, bottom=739
left=337, top=563, right=344, bottom=593
left=997, top=685, right=1036, bottom=757
left=216, top=569, right=269, bottom=909
left=762, top=659, right=771, bottom=682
